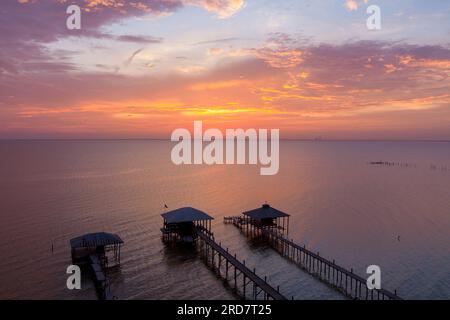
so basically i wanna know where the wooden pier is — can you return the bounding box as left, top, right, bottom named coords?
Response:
left=195, top=227, right=287, bottom=300
left=225, top=206, right=402, bottom=301
left=160, top=207, right=287, bottom=300
left=70, top=232, right=123, bottom=300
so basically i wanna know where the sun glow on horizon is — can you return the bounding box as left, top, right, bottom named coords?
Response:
left=1, top=0, right=450, bottom=139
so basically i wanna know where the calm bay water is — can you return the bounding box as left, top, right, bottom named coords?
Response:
left=0, top=140, right=449, bottom=300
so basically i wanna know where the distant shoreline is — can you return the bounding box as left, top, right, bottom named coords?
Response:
left=0, top=138, right=449, bottom=143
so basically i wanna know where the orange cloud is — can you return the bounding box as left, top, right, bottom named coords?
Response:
left=345, top=0, right=369, bottom=11
left=188, top=80, right=251, bottom=91
left=186, top=0, right=245, bottom=18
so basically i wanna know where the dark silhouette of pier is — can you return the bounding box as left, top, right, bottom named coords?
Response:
left=196, top=227, right=287, bottom=300
left=70, top=232, right=123, bottom=300
left=224, top=207, right=402, bottom=301
left=160, top=205, right=401, bottom=300
left=161, top=207, right=287, bottom=300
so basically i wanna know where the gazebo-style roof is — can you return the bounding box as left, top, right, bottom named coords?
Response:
left=243, top=204, right=290, bottom=220
left=70, top=232, right=124, bottom=249
left=162, top=207, right=214, bottom=224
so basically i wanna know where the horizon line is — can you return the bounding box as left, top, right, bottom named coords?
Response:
left=1, top=138, right=449, bottom=143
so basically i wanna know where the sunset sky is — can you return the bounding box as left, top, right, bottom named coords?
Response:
left=1, top=0, right=450, bottom=139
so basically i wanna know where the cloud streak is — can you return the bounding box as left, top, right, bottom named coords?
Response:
left=1, top=1, right=450, bottom=139
left=3, top=37, right=450, bottom=136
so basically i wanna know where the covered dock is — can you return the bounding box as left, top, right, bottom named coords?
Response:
left=224, top=205, right=402, bottom=300
left=161, top=207, right=287, bottom=299
left=70, top=232, right=123, bottom=267
left=70, top=232, right=124, bottom=300
left=226, top=204, right=290, bottom=236
left=161, top=207, right=214, bottom=242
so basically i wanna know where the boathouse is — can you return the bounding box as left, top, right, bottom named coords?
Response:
left=242, top=204, right=290, bottom=235
left=161, top=207, right=214, bottom=242
left=70, top=232, right=124, bottom=299
left=70, top=232, right=124, bottom=267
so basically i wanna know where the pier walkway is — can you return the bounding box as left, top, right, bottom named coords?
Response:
left=195, top=227, right=287, bottom=300
left=224, top=216, right=402, bottom=300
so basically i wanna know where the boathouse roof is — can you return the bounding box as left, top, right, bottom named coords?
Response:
left=162, top=207, right=214, bottom=224
left=70, top=232, right=124, bottom=249
left=243, top=204, right=290, bottom=220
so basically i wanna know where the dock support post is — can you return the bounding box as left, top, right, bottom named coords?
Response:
left=243, top=275, right=247, bottom=300
left=226, top=260, right=229, bottom=280
left=234, top=266, right=237, bottom=290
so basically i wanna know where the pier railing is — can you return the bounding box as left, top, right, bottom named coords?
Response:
left=195, top=227, right=287, bottom=300
left=224, top=216, right=402, bottom=300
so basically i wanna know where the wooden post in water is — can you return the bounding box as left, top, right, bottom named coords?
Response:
left=226, top=260, right=229, bottom=280
left=243, top=275, right=247, bottom=300
left=234, top=266, right=237, bottom=289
